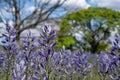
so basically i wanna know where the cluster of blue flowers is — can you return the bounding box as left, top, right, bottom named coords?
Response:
left=0, top=25, right=120, bottom=80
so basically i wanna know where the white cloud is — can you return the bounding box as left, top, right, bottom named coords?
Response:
left=63, top=0, right=90, bottom=11
left=86, top=0, right=120, bottom=10
left=37, top=0, right=90, bottom=12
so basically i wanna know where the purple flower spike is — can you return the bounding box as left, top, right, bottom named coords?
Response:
left=46, top=34, right=56, bottom=43
left=50, top=30, right=55, bottom=35
left=6, top=25, right=11, bottom=32
left=39, top=39, right=45, bottom=46
left=50, top=41, right=58, bottom=47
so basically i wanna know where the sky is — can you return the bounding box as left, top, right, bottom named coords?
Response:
left=1, top=0, right=120, bottom=20
left=86, top=0, right=120, bottom=10
left=37, top=0, right=120, bottom=11
left=25, top=0, right=120, bottom=13
left=62, top=0, right=120, bottom=11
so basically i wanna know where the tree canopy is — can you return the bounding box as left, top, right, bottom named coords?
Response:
left=61, top=7, right=120, bottom=34
left=59, top=7, right=120, bottom=53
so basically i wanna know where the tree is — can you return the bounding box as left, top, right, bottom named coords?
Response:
left=0, top=0, right=67, bottom=40
left=59, top=7, right=120, bottom=53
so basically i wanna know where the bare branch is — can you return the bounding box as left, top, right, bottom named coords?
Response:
left=19, top=9, right=38, bottom=26
left=13, top=0, right=20, bottom=30
left=19, top=0, right=66, bottom=32
left=0, top=0, right=67, bottom=40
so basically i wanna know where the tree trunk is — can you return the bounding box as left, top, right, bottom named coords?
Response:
left=16, top=30, right=21, bottom=41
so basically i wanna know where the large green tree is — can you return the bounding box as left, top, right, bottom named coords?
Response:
left=59, top=7, right=120, bottom=53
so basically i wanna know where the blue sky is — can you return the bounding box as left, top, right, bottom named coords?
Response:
left=22, top=0, right=120, bottom=18
left=18, top=0, right=120, bottom=13
left=1, top=0, right=120, bottom=20
left=62, top=0, right=120, bottom=11
left=24, top=0, right=120, bottom=17
left=86, top=0, right=120, bottom=10
left=33, top=0, right=120, bottom=10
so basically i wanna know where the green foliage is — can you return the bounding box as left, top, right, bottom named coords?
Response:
left=61, top=7, right=120, bottom=32
left=59, top=7, right=120, bottom=53
left=56, top=36, right=77, bottom=50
